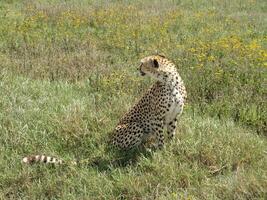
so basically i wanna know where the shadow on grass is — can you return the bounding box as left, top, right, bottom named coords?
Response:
left=81, top=146, right=154, bottom=172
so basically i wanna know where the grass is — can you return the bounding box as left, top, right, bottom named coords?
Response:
left=0, top=0, right=266, bottom=199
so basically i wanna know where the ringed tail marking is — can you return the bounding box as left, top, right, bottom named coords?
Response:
left=22, top=155, right=63, bottom=165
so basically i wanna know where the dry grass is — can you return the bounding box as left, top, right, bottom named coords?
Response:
left=0, top=0, right=266, bottom=199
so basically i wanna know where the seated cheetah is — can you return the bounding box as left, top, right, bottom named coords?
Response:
left=111, top=54, right=187, bottom=149
left=22, top=55, right=187, bottom=164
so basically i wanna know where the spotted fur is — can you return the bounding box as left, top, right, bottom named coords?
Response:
left=110, top=55, right=187, bottom=149
left=22, top=55, right=186, bottom=165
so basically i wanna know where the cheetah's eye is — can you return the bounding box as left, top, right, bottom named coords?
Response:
left=153, top=59, right=159, bottom=68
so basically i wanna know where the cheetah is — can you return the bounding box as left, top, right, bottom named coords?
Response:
left=110, top=54, right=187, bottom=149
left=22, top=55, right=187, bottom=164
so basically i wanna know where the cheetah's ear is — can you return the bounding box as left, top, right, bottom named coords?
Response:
left=153, top=59, right=159, bottom=68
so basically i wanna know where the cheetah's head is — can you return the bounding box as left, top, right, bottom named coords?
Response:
left=139, top=55, right=177, bottom=81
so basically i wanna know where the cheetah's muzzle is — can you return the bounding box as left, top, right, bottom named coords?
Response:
left=138, top=63, right=146, bottom=76
left=140, top=70, right=146, bottom=76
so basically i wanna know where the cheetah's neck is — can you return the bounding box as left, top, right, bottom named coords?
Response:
left=163, top=71, right=184, bottom=88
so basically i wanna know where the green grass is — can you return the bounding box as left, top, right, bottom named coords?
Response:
left=0, top=0, right=266, bottom=199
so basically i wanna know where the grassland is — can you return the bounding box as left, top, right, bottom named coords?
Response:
left=0, top=0, right=266, bottom=199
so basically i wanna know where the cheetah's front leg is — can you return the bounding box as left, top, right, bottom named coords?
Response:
left=153, top=121, right=164, bottom=149
left=167, top=118, right=177, bottom=140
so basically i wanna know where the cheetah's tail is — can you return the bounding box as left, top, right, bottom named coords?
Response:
left=22, top=155, right=65, bottom=165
